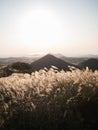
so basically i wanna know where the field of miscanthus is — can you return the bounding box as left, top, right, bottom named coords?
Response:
left=0, top=67, right=98, bottom=130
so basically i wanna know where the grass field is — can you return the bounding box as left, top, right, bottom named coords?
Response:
left=0, top=67, right=98, bottom=130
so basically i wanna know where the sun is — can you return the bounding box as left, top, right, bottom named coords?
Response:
left=19, top=7, right=64, bottom=52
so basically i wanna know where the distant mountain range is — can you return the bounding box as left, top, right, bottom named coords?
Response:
left=0, top=54, right=98, bottom=78
left=55, top=54, right=98, bottom=65
left=0, top=53, right=98, bottom=66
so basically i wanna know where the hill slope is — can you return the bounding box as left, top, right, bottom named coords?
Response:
left=0, top=62, right=32, bottom=77
left=79, top=58, right=98, bottom=71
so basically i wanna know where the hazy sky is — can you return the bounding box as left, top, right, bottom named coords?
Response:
left=0, top=0, right=98, bottom=57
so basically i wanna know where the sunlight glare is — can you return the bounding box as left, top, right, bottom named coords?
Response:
left=20, top=7, right=64, bottom=51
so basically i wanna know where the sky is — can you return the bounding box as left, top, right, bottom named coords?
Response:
left=0, top=0, right=98, bottom=57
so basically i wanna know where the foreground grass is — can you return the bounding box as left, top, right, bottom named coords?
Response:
left=0, top=67, right=98, bottom=130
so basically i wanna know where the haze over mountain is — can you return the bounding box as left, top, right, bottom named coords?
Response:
left=0, top=57, right=39, bottom=66
left=55, top=54, right=98, bottom=65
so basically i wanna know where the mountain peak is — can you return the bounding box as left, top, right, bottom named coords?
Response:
left=41, top=54, right=57, bottom=59
left=31, top=54, right=74, bottom=71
